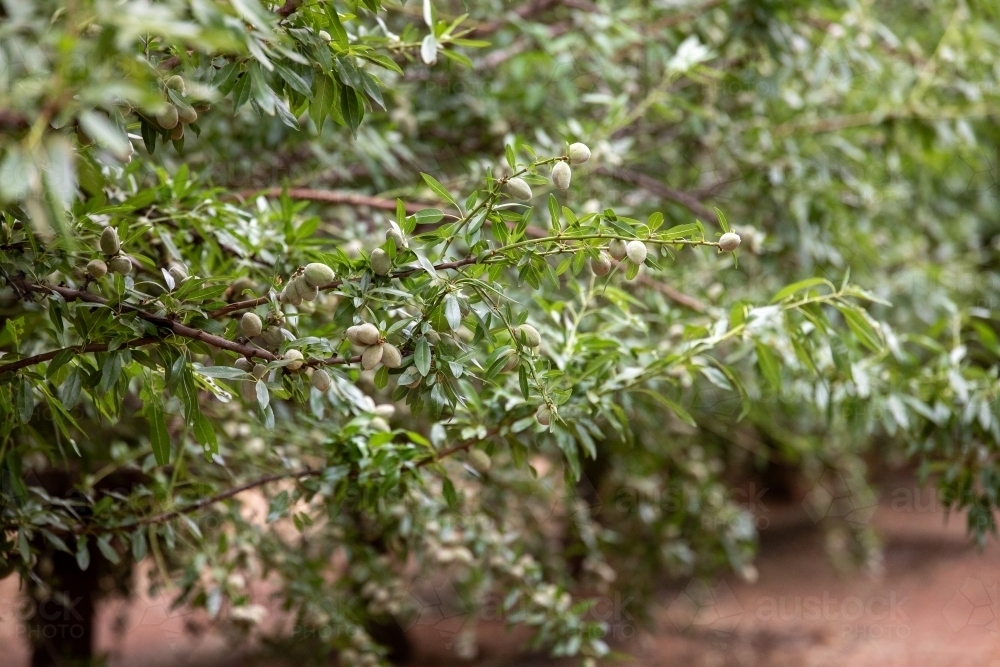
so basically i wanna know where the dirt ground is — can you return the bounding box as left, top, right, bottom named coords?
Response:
left=2, top=476, right=999, bottom=667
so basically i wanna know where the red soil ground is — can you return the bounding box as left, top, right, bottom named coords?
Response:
left=2, top=477, right=998, bottom=667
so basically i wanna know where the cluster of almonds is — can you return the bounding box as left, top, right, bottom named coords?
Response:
left=506, top=142, right=591, bottom=200
left=279, top=262, right=335, bottom=306
left=86, top=227, right=133, bottom=280
left=153, top=75, right=206, bottom=142
left=346, top=323, right=402, bottom=370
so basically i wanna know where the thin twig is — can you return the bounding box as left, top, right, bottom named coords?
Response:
left=0, top=336, right=159, bottom=374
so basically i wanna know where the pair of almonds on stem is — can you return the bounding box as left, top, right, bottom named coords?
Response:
left=347, top=323, right=401, bottom=370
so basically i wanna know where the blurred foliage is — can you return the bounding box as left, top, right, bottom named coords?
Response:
left=1, top=0, right=1000, bottom=665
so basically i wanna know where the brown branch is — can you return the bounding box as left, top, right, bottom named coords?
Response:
left=237, top=187, right=428, bottom=215
left=140, top=427, right=496, bottom=525
left=598, top=166, right=718, bottom=223
left=18, top=280, right=280, bottom=362
left=635, top=274, right=708, bottom=313
left=0, top=337, right=159, bottom=375
left=140, top=468, right=324, bottom=525
left=468, top=0, right=599, bottom=37
left=276, top=0, right=302, bottom=18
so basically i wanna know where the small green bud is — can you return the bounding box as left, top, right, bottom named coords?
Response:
left=108, top=257, right=132, bottom=275
left=568, top=142, right=591, bottom=165
left=506, top=177, right=532, bottom=201
left=590, top=252, right=611, bottom=277
left=86, top=259, right=107, bottom=279
left=283, top=349, right=304, bottom=371
left=100, top=227, right=120, bottom=256
left=370, top=248, right=392, bottom=276
left=608, top=239, right=627, bottom=261
left=515, top=324, right=541, bottom=348
left=626, top=240, right=647, bottom=265
left=719, top=232, right=742, bottom=252
left=304, top=262, right=335, bottom=287
left=551, top=161, right=571, bottom=191
left=241, top=312, right=263, bottom=338
left=311, top=368, right=332, bottom=391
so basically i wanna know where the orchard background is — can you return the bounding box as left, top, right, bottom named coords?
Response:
left=2, top=0, right=1000, bottom=665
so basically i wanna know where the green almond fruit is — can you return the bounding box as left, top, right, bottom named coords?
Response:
left=370, top=248, right=392, bottom=276
left=568, top=142, right=591, bottom=165
left=252, top=364, right=268, bottom=379
left=283, top=349, right=304, bottom=371
left=608, top=239, right=628, bottom=261
left=626, top=240, right=647, bottom=265
left=590, top=252, right=611, bottom=277
left=177, top=105, right=197, bottom=124
left=262, top=327, right=284, bottom=348
left=157, top=104, right=179, bottom=130
left=381, top=343, right=402, bottom=369
left=170, top=124, right=184, bottom=141
left=515, top=324, right=541, bottom=348
left=506, top=177, right=532, bottom=201
left=355, top=323, right=381, bottom=346
left=234, top=358, right=253, bottom=372
left=86, top=259, right=107, bottom=279
left=100, top=227, right=120, bottom=256
left=719, top=232, right=742, bottom=252
left=240, top=312, right=263, bottom=338
left=108, top=256, right=132, bottom=275
left=311, top=368, right=332, bottom=391
left=361, top=344, right=384, bottom=370
left=535, top=405, right=552, bottom=426
left=304, top=262, right=335, bottom=287
left=551, top=161, right=571, bottom=191
left=468, top=449, right=492, bottom=474
left=165, top=74, right=186, bottom=93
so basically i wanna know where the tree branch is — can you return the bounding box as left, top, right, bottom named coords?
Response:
left=237, top=187, right=428, bottom=215
left=139, top=429, right=494, bottom=524
left=0, top=336, right=159, bottom=375
left=598, top=166, right=718, bottom=222
left=17, top=280, right=280, bottom=362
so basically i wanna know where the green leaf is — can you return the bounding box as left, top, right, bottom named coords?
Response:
left=192, top=409, right=218, bottom=454
left=131, top=529, right=147, bottom=562
left=633, top=388, right=697, bottom=427
left=324, top=5, right=349, bottom=48
left=146, top=401, right=171, bottom=466
left=97, top=535, right=120, bottom=564
left=755, top=343, right=782, bottom=391
left=421, top=173, right=459, bottom=211
left=444, top=294, right=462, bottom=331
left=415, top=338, right=431, bottom=376
left=835, top=304, right=883, bottom=352
left=75, top=536, right=90, bottom=571
left=771, top=277, right=833, bottom=303
left=16, top=377, right=35, bottom=423
left=442, top=477, right=458, bottom=508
